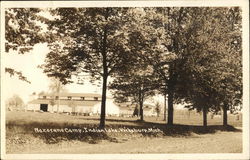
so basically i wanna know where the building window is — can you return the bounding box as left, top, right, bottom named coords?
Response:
left=55, top=96, right=59, bottom=100
left=81, top=97, right=85, bottom=100
left=68, top=96, right=72, bottom=100
left=94, top=97, right=98, bottom=101
left=43, top=96, right=46, bottom=99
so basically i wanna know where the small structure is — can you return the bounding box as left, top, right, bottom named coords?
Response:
left=116, top=102, right=157, bottom=117
left=143, top=104, right=157, bottom=117
left=116, top=103, right=135, bottom=117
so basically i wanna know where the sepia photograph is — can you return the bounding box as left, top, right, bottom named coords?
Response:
left=1, top=1, right=249, bottom=159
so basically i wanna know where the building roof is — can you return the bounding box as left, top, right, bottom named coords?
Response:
left=28, top=99, right=100, bottom=106
left=39, top=93, right=102, bottom=98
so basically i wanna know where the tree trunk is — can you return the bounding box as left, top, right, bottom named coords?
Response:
left=139, top=100, right=143, bottom=121
left=99, top=11, right=108, bottom=129
left=138, top=88, right=144, bottom=121
left=203, top=106, right=207, bottom=127
left=56, top=82, right=61, bottom=113
left=223, top=103, right=228, bottom=126
left=163, top=92, right=167, bottom=121
left=167, top=64, right=174, bottom=125
left=99, top=75, right=107, bottom=128
left=167, top=86, right=174, bottom=125
left=57, top=99, right=59, bottom=113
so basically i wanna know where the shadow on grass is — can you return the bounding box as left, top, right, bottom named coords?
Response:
left=79, top=117, right=241, bottom=135
left=6, top=118, right=241, bottom=145
left=133, top=120, right=241, bottom=136
left=79, top=117, right=137, bottom=123
left=6, top=121, right=112, bottom=144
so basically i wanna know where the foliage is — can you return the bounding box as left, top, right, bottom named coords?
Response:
left=5, top=8, right=49, bottom=53
left=5, top=7, right=242, bottom=127
left=41, top=8, right=132, bottom=84
left=41, top=8, right=140, bottom=127
left=5, top=94, right=24, bottom=111
left=109, top=8, right=166, bottom=120
left=142, top=7, right=194, bottom=125
left=139, top=7, right=242, bottom=126
left=5, top=67, right=31, bottom=84
left=175, top=8, right=242, bottom=110
left=168, top=8, right=242, bottom=126
left=48, top=77, right=67, bottom=95
left=5, top=8, right=50, bottom=83
left=110, top=65, right=158, bottom=120
left=48, top=77, right=67, bottom=113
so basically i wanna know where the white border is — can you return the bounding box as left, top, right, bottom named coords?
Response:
left=1, top=1, right=7, bottom=159
left=1, top=1, right=249, bottom=160
left=1, top=0, right=249, bottom=8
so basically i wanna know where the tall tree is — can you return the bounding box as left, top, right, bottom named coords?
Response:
left=207, top=7, right=242, bottom=126
left=5, top=94, right=24, bottom=111
left=110, top=65, right=157, bottom=121
left=173, top=7, right=242, bottom=127
left=109, top=8, right=167, bottom=121
left=48, top=77, right=67, bottom=113
left=146, top=7, right=190, bottom=125
left=41, top=8, right=135, bottom=128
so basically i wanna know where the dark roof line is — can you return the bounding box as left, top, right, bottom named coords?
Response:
left=39, top=92, right=102, bottom=98
left=28, top=99, right=101, bottom=106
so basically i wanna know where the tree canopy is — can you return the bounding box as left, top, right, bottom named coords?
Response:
left=5, top=7, right=242, bottom=127
left=41, top=8, right=147, bottom=127
left=5, top=94, right=24, bottom=111
left=170, top=7, right=242, bottom=126
left=5, top=8, right=50, bottom=82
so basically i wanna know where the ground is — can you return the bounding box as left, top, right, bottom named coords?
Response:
left=5, top=111, right=242, bottom=154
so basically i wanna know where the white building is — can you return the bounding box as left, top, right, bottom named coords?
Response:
left=27, top=93, right=120, bottom=115
left=27, top=92, right=158, bottom=117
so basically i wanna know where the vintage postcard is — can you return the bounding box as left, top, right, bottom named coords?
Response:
left=1, top=0, right=249, bottom=159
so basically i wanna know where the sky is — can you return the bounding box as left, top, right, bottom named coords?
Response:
left=2, top=43, right=165, bottom=106
left=2, top=9, right=106, bottom=104
left=2, top=42, right=165, bottom=106
left=2, top=43, right=103, bottom=103
left=2, top=9, right=166, bottom=106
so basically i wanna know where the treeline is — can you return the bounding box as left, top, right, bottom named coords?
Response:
left=5, top=7, right=242, bottom=128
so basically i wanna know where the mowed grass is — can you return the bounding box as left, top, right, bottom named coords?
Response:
left=5, top=110, right=242, bottom=154
left=6, top=109, right=242, bottom=126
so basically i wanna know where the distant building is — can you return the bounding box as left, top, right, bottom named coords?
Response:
left=116, top=103, right=135, bottom=117
left=27, top=93, right=157, bottom=117
left=27, top=93, right=120, bottom=116
left=116, top=102, right=157, bottom=117
left=143, top=104, right=157, bottom=116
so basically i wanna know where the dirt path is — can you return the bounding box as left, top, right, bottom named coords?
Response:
left=15, top=131, right=242, bottom=154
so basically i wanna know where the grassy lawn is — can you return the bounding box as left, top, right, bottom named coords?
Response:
left=5, top=111, right=242, bottom=154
